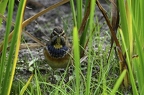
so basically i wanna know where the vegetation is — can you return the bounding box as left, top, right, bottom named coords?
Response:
left=0, top=0, right=144, bottom=95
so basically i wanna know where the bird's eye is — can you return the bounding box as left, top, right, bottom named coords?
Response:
left=61, top=32, right=65, bottom=36
left=59, top=30, right=65, bottom=36
left=53, top=30, right=58, bottom=35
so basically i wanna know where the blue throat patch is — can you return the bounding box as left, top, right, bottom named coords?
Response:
left=47, top=45, right=69, bottom=58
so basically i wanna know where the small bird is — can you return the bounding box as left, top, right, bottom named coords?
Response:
left=43, top=26, right=71, bottom=70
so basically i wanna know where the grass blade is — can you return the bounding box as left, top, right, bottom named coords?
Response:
left=86, top=0, right=96, bottom=94
left=0, top=0, right=14, bottom=88
left=76, top=0, right=82, bottom=28
left=20, top=74, right=33, bottom=95
left=111, top=70, right=127, bottom=95
left=70, top=0, right=77, bottom=26
left=73, top=27, right=80, bottom=95
left=0, top=0, right=8, bottom=27
left=119, top=28, right=138, bottom=95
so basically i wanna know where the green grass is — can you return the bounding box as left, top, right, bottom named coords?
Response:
left=0, top=0, right=144, bottom=94
left=10, top=18, right=122, bottom=95
left=11, top=38, right=121, bottom=95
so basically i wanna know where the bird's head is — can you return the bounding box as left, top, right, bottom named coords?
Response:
left=50, top=27, right=66, bottom=49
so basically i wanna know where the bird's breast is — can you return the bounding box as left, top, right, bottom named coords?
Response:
left=43, top=46, right=70, bottom=69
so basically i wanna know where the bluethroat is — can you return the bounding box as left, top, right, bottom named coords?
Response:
left=43, top=26, right=71, bottom=70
